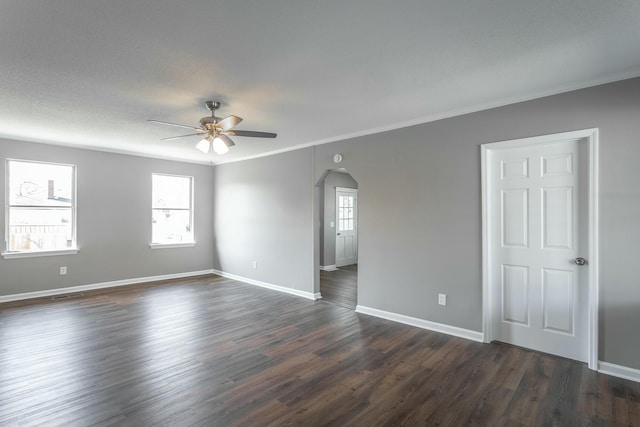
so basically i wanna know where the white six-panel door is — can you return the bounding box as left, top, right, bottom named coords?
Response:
left=488, top=138, right=589, bottom=362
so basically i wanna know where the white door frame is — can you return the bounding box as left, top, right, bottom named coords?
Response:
left=335, top=187, right=358, bottom=267
left=481, top=128, right=599, bottom=370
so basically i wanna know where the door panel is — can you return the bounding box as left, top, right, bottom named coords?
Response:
left=502, top=265, right=529, bottom=325
left=542, top=187, right=572, bottom=249
left=501, top=158, right=529, bottom=179
left=501, top=189, right=529, bottom=247
left=542, top=268, right=574, bottom=334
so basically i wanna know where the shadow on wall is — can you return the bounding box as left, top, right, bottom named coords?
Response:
left=211, top=170, right=222, bottom=271
left=600, top=300, right=640, bottom=371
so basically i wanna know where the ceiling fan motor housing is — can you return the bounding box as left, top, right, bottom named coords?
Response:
left=200, top=116, right=220, bottom=130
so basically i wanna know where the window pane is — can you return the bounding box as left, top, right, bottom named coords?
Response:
left=152, top=209, right=193, bottom=243
left=9, top=161, right=73, bottom=207
left=8, top=208, right=73, bottom=251
left=153, top=175, right=190, bottom=209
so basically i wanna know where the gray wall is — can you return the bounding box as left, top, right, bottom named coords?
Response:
left=2, top=77, right=639, bottom=371
left=319, top=171, right=358, bottom=267
left=0, top=139, right=215, bottom=296
left=212, top=148, right=314, bottom=293
left=214, top=77, right=640, bottom=370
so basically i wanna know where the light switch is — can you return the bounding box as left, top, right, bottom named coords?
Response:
left=438, top=293, right=447, bottom=306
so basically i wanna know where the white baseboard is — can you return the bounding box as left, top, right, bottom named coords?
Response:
left=212, top=269, right=318, bottom=301
left=0, top=269, right=215, bottom=303
left=598, top=361, right=640, bottom=383
left=319, top=265, right=338, bottom=271
left=356, top=305, right=484, bottom=343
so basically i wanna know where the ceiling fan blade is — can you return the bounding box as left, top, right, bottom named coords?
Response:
left=217, top=115, right=243, bottom=130
left=148, top=120, right=202, bottom=131
left=160, top=132, right=206, bottom=141
left=216, top=133, right=236, bottom=147
left=227, top=130, right=277, bottom=138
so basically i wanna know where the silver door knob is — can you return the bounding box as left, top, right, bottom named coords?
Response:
left=337, top=233, right=341, bottom=236
left=574, top=257, right=587, bottom=266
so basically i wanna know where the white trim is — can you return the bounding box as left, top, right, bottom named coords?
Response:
left=598, top=361, right=640, bottom=383
left=212, top=269, right=319, bottom=301
left=149, top=242, right=196, bottom=249
left=0, top=135, right=215, bottom=166
left=481, top=146, right=491, bottom=343
left=2, top=248, right=78, bottom=259
left=356, top=305, right=484, bottom=343
left=314, top=292, right=322, bottom=299
left=588, top=132, right=600, bottom=370
left=0, top=269, right=214, bottom=303
left=319, top=265, right=338, bottom=271
left=2, top=72, right=637, bottom=167
left=481, top=128, right=599, bottom=370
left=213, top=71, right=640, bottom=166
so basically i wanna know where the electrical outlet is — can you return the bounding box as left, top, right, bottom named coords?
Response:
left=60, top=266, right=67, bottom=275
left=252, top=261, right=257, bottom=269
left=438, top=293, right=446, bottom=306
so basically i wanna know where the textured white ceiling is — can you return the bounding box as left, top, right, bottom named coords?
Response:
left=1, top=1, right=639, bottom=164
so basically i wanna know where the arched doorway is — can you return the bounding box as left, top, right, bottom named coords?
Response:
left=316, top=169, right=358, bottom=309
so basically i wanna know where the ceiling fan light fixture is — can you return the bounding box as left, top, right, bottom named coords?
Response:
left=149, top=100, right=277, bottom=155
left=196, top=137, right=211, bottom=154
left=212, top=136, right=230, bottom=155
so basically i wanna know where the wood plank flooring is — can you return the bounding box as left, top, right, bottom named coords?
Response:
left=1, top=274, right=639, bottom=426
left=319, top=264, right=357, bottom=310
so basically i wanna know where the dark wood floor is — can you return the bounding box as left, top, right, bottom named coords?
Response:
left=319, top=264, right=357, bottom=309
left=1, top=275, right=639, bottom=426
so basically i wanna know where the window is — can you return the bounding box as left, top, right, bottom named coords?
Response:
left=151, top=174, right=194, bottom=246
left=4, top=159, right=77, bottom=257
left=338, top=194, right=355, bottom=231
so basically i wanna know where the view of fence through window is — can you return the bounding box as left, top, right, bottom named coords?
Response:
left=152, top=174, right=193, bottom=244
left=7, top=160, right=75, bottom=252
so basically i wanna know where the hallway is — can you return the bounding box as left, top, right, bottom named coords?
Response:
left=320, top=264, right=357, bottom=309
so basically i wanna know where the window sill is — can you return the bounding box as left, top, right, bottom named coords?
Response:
left=149, top=242, right=196, bottom=249
left=2, top=248, right=79, bottom=259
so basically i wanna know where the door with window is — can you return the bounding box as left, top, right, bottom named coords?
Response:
left=335, top=187, right=358, bottom=267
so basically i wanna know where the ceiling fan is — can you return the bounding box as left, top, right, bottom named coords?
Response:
left=148, top=101, right=277, bottom=155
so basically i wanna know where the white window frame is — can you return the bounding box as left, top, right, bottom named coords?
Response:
left=3, top=159, right=78, bottom=259
left=150, top=173, right=195, bottom=249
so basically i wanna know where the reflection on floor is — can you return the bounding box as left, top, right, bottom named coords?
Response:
left=2, top=274, right=639, bottom=425
left=320, top=264, right=357, bottom=310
